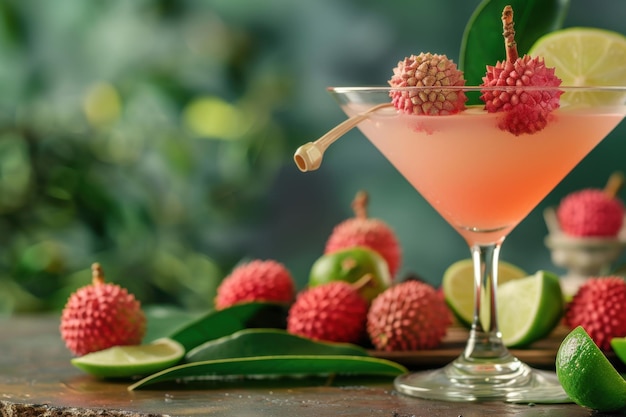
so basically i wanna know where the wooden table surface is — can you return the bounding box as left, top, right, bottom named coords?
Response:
left=0, top=315, right=598, bottom=417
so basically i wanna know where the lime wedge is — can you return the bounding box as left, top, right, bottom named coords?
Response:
left=497, top=270, right=564, bottom=347
left=528, top=28, right=626, bottom=105
left=442, top=258, right=527, bottom=327
left=610, top=337, right=626, bottom=365
left=71, top=338, right=185, bottom=378
left=557, top=326, right=626, bottom=411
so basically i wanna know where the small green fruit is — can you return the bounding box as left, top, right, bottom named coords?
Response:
left=308, top=247, right=392, bottom=302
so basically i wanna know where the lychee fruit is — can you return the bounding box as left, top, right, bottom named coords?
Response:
left=214, top=259, right=295, bottom=310
left=286, top=280, right=369, bottom=344
left=557, top=173, right=624, bottom=237
left=563, top=276, right=626, bottom=351
left=325, top=191, right=402, bottom=278
left=60, top=263, right=146, bottom=356
left=388, top=52, right=467, bottom=115
left=367, top=280, right=452, bottom=351
left=480, top=5, right=562, bottom=135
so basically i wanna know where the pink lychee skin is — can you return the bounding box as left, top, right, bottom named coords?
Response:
left=367, top=280, right=452, bottom=351
left=286, top=281, right=369, bottom=344
left=557, top=189, right=624, bottom=237
left=564, top=276, right=626, bottom=351
left=214, top=260, right=295, bottom=310
left=388, top=53, right=467, bottom=116
left=60, top=282, right=146, bottom=356
left=325, top=218, right=402, bottom=278
left=480, top=55, right=562, bottom=135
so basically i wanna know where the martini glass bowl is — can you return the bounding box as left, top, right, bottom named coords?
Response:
left=295, top=85, right=626, bottom=402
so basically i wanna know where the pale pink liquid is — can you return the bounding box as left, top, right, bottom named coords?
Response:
left=344, top=105, right=626, bottom=245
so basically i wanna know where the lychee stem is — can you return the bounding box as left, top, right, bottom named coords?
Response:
left=351, top=191, right=369, bottom=220
left=352, top=273, right=373, bottom=293
left=92, top=262, right=105, bottom=285
left=604, top=171, right=624, bottom=198
left=502, top=5, right=519, bottom=63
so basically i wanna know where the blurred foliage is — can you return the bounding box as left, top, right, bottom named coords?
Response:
left=0, top=0, right=625, bottom=315
left=0, top=0, right=303, bottom=313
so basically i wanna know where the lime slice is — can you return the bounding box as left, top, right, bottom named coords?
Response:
left=71, top=338, right=185, bottom=378
left=497, top=270, right=564, bottom=347
left=557, top=326, right=626, bottom=411
left=528, top=28, right=626, bottom=105
left=610, top=337, right=626, bottom=365
left=442, top=258, right=527, bottom=327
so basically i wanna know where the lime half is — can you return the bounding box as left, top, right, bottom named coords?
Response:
left=610, top=337, right=626, bottom=365
left=528, top=28, right=626, bottom=105
left=71, top=338, right=185, bottom=378
left=557, top=326, right=626, bottom=412
left=442, top=258, right=527, bottom=327
left=497, top=270, right=564, bottom=347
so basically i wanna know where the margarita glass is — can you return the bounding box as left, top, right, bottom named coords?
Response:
left=294, top=85, right=626, bottom=401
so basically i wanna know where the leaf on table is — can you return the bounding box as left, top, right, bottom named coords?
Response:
left=165, top=302, right=288, bottom=352
left=460, top=0, right=570, bottom=92
left=127, top=355, right=408, bottom=390
left=143, top=305, right=202, bottom=343
left=185, top=328, right=369, bottom=362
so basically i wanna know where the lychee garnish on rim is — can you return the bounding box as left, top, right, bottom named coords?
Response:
left=388, top=52, right=467, bottom=115
left=480, top=5, right=563, bottom=135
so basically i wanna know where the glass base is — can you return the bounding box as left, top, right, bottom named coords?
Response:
left=394, top=358, right=569, bottom=403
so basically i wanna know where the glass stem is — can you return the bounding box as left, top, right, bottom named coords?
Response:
left=464, top=242, right=510, bottom=360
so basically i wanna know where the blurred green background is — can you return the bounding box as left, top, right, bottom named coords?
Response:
left=1, top=0, right=625, bottom=314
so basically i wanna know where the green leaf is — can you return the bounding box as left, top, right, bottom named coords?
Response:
left=460, top=0, right=571, bottom=89
left=185, top=328, right=369, bottom=362
left=127, top=355, right=408, bottom=390
left=166, top=302, right=288, bottom=352
left=143, top=306, right=202, bottom=343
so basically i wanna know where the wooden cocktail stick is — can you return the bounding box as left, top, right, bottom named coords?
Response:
left=293, top=103, right=392, bottom=172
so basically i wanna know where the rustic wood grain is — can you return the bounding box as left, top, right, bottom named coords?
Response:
left=0, top=315, right=597, bottom=417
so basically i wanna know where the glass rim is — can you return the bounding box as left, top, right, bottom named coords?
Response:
left=328, top=85, right=626, bottom=93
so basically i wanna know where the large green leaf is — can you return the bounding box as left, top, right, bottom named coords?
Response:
left=166, top=302, right=288, bottom=352
left=185, top=328, right=369, bottom=362
left=143, top=306, right=202, bottom=343
left=460, top=0, right=571, bottom=89
left=128, top=355, right=407, bottom=390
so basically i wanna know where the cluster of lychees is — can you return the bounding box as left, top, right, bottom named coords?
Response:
left=557, top=177, right=626, bottom=352
left=58, top=192, right=451, bottom=356
left=214, top=192, right=452, bottom=352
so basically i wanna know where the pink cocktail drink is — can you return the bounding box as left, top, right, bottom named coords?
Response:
left=344, top=103, right=626, bottom=246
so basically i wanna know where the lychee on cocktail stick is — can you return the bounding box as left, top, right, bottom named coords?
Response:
left=480, top=5, right=562, bottom=135
left=293, top=102, right=392, bottom=172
